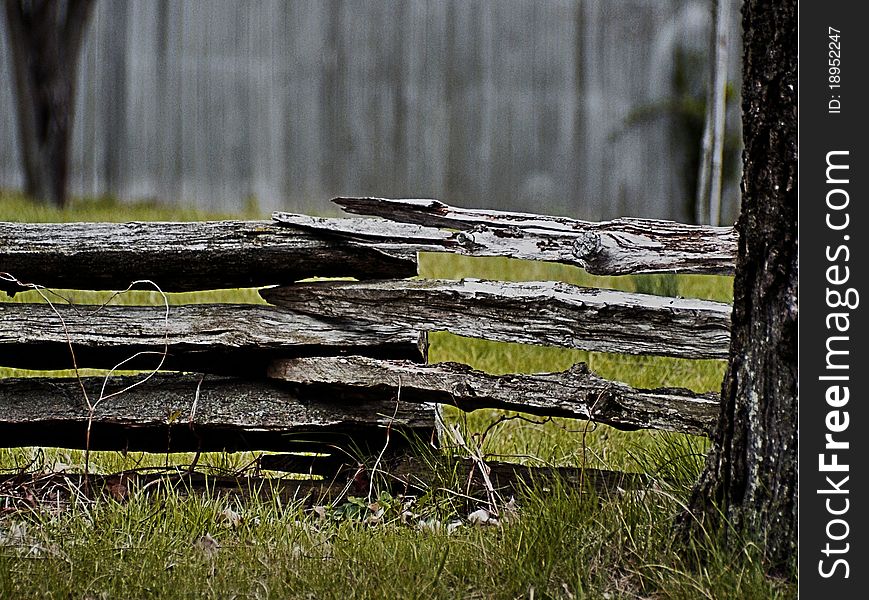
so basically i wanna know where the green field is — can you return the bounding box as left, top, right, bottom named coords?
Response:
left=0, top=194, right=793, bottom=599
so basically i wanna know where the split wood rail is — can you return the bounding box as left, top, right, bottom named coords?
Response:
left=0, top=198, right=735, bottom=495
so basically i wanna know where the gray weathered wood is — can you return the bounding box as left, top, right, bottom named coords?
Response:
left=0, top=460, right=649, bottom=509
left=330, top=197, right=737, bottom=275
left=0, top=302, right=423, bottom=372
left=261, top=279, right=732, bottom=359
left=0, top=220, right=416, bottom=295
left=268, top=356, right=719, bottom=435
left=0, top=471, right=341, bottom=507
left=272, top=212, right=452, bottom=252
left=0, top=373, right=434, bottom=452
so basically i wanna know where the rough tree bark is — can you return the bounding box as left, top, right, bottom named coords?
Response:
left=4, top=0, right=94, bottom=207
left=680, top=0, right=797, bottom=575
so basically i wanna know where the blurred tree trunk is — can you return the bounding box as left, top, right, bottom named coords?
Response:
left=4, top=0, right=94, bottom=207
left=680, top=0, right=797, bottom=576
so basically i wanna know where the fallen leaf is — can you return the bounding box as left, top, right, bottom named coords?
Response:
left=194, top=533, right=220, bottom=558
left=365, top=507, right=385, bottom=526
left=446, top=520, right=462, bottom=534
left=220, top=506, right=242, bottom=528
left=501, top=496, right=520, bottom=524
left=290, top=543, right=304, bottom=559
left=468, top=508, right=491, bottom=525
left=417, top=518, right=441, bottom=533
left=0, top=521, right=27, bottom=546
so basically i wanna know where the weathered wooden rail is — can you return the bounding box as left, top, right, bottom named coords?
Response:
left=0, top=220, right=414, bottom=295
left=0, top=197, right=732, bottom=494
left=0, top=302, right=423, bottom=373
left=267, top=357, right=719, bottom=435
left=0, top=373, right=432, bottom=452
left=329, top=197, right=737, bottom=275
left=261, top=279, right=732, bottom=359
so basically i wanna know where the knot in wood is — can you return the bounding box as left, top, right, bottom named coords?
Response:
left=572, top=232, right=602, bottom=259
left=454, top=231, right=476, bottom=248
left=569, top=362, right=590, bottom=376
left=452, top=380, right=476, bottom=397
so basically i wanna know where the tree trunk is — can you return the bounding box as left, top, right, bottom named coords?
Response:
left=4, top=0, right=94, bottom=207
left=680, top=0, right=797, bottom=575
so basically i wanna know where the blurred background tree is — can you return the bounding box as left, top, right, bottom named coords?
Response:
left=4, top=0, right=94, bottom=207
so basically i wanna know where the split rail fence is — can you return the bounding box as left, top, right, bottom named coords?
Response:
left=0, top=198, right=736, bottom=500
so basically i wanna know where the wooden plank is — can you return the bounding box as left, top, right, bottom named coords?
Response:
left=0, top=471, right=340, bottom=507
left=0, top=460, right=650, bottom=509
left=272, top=212, right=453, bottom=252
left=0, top=373, right=435, bottom=452
left=0, top=302, right=424, bottom=372
left=268, top=356, right=718, bottom=435
left=328, top=197, right=737, bottom=275
left=261, top=279, right=732, bottom=359
left=0, top=220, right=416, bottom=295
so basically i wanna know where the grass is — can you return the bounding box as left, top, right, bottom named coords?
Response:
left=0, top=190, right=258, bottom=223
left=0, top=472, right=795, bottom=600
left=0, top=193, right=794, bottom=598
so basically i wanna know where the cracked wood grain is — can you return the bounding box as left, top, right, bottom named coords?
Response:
left=0, top=373, right=435, bottom=452
left=0, top=220, right=416, bottom=295
left=0, top=302, right=424, bottom=372
left=0, top=460, right=649, bottom=507
left=326, top=197, right=737, bottom=275
left=268, top=356, right=719, bottom=436
left=261, top=278, right=732, bottom=359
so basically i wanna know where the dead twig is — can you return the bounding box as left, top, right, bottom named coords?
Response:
left=0, top=274, right=173, bottom=484
left=367, top=376, right=402, bottom=504
left=579, top=389, right=608, bottom=493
